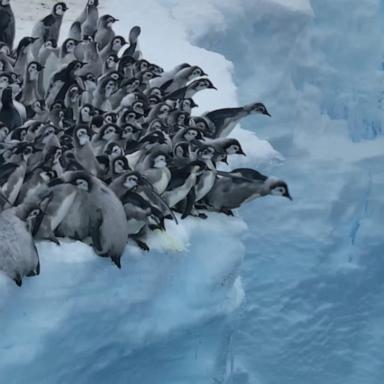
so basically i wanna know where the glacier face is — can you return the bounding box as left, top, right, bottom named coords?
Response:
left=2, top=1, right=384, bottom=383
left=184, top=0, right=384, bottom=383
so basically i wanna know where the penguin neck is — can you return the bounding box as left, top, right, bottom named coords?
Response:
left=1, top=91, right=13, bottom=108
left=22, top=78, right=39, bottom=104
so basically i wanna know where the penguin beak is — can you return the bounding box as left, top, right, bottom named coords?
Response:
left=285, top=192, right=293, bottom=201
left=265, top=111, right=271, bottom=117
left=209, top=84, right=217, bottom=90
left=239, top=148, right=246, bottom=156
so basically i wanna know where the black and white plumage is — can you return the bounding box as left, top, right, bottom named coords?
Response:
left=0, top=0, right=290, bottom=286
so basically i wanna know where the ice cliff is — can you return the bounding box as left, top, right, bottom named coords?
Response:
left=1, top=1, right=383, bottom=384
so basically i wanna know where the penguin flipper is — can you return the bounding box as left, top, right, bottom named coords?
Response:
left=69, top=21, right=81, bottom=41
left=90, top=208, right=104, bottom=253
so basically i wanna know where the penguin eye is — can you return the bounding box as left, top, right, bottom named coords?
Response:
left=29, top=209, right=41, bottom=218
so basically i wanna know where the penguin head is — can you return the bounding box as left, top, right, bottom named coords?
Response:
left=102, top=15, right=118, bottom=28
left=122, top=78, right=140, bottom=93
left=120, top=124, right=136, bottom=140
left=179, top=98, right=198, bottom=113
left=148, top=95, right=161, bottom=106
left=0, top=73, right=12, bottom=89
left=252, top=102, right=271, bottom=117
left=157, top=103, right=172, bottom=120
left=184, top=128, right=202, bottom=142
left=174, top=142, right=189, bottom=159
left=80, top=104, right=95, bottom=122
left=136, top=59, right=150, bottom=73
left=87, top=0, right=99, bottom=8
left=148, top=87, right=162, bottom=99
left=189, top=66, right=207, bottom=80
left=39, top=168, right=58, bottom=183
left=101, top=124, right=118, bottom=141
left=70, top=173, right=92, bottom=192
left=25, top=193, right=53, bottom=237
left=192, top=78, right=217, bottom=91
left=105, top=54, right=119, bottom=69
left=269, top=180, right=292, bottom=200
left=0, top=124, right=9, bottom=142
left=193, top=117, right=216, bottom=138
left=225, top=139, right=246, bottom=156
left=104, top=142, right=123, bottom=159
left=132, top=100, right=145, bottom=116
left=197, top=145, right=216, bottom=161
left=74, top=126, right=91, bottom=146
left=45, top=146, right=62, bottom=164
left=44, top=39, right=58, bottom=49
left=112, top=36, right=126, bottom=51
left=112, top=156, right=130, bottom=175
left=103, top=112, right=118, bottom=125
left=69, top=60, right=87, bottom=76
left=123, top=172, right=141, bottom=190
left=53, top=2, right=68, bottom=16
left=149, top=64, right=164, bottom=76
left=103, top=78, right=118, bottom=97
left=0, top=0, right=10, bottom=7
left=67, top=84, right=83, bottom=101
left=27, top=62, right=44, bottom=81
left=152, top=153, right=168, bottom=169
left=63, top=38, right=79, bottom=54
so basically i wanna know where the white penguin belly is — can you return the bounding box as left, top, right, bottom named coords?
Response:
left=51, top=191, right=77, bottom=230
left=195, top=171, right=216, bottom=201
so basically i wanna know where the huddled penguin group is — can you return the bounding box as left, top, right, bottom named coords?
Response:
left=0, top=0, right=291, bottom=286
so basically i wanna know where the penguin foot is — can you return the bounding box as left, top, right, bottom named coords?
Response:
left=135, top=239, right=150, bottom=252
left=111, top=256, right=122, bottom=269
left=198, top=213, right=208, bottom=219
left=13, top=274, right=22, bottom=287
left=221, top=208, right=234, bottom=216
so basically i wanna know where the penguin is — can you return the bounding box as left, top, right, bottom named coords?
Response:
left=45, top=60, right=85, bottom=107
left=102, top=53, right=119, bottom=76
left=204, top=168, right=292, bottom=215
left=20, top=61, right=45, bottom=106
left=0, top=196, right=50, bottom=286
left=73, top=125, right=100, bottom=176
left=164, top=78, right=216, bottom=102
left=77, top=103, right=95, bottom=125
left=100, top=35, right=125, bottom=62
left=63, top=83, right=83, bottom=121
left=95, top=15, right=118, bottom=51
left=51, top=171, right=128, bottom=268
left=203, top=102, right=271, bottom=138
left=31, top=2, right=68, bottom=58
left=92, top=77, right=118, bottom=111
left=77, top=35, right=102, bottom=78
left=70, top=0, right=99, bottom=40
left=140, top=152, right=171, bottom=194
left=119, top=25, right=141, bottom=58
left=0, top=0, right=15, bottom=50
left=151, top=63, right=191, bottom=89
left=0, top=87, right=24, bottom=130
left=161, top=65, right=207, bottom=95
left=0, top=143, right=34, bottom=205
left=162, top=160, right=206, bottom=208
left=79, top=72, right=97, bottom=105
left=203, top=137, right=246, bottom=160
left=91, top=123, right=119, bottom=155
left=13, top=36, right=38, bottom=76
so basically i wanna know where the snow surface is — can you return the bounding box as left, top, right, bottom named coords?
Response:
left=2, top=0, right=384, bottom=383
